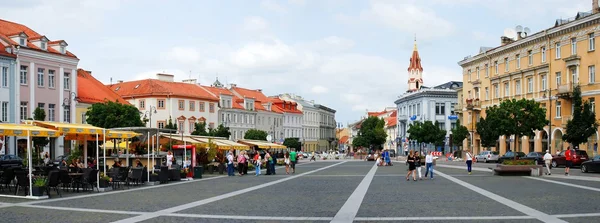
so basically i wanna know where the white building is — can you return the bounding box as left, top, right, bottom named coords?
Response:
left=230, top=85, right=284, bottom=143
left=279, top=94, right=320, bottom=152
left=270, top=97, right=303, bottom=141
left=108, top=74, right=220, bottom=134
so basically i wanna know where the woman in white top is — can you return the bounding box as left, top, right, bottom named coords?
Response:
left=543, top=150, right=553, bottom=175
left=465, top=150, right=473, bottom=175
left=166, top=151, right=173, bottom=169
left=424, top=151, right=434, bottom=179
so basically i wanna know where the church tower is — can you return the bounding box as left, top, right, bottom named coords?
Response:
left=407, top=37, right=423, bottom=92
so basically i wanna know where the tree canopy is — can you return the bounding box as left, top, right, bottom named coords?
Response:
left=451, top=119, right=469, bottom=149
left=164, top=116, right=177, bottom=131
left=351, top=116, right=387, bottom=150
left=476, top=115, right=499, bottom=149
left=192, top=123, right=232, bottom=139
left=86, top=101, right=144, bottom=128
left=244, top=129, right=268, bottom=141
left=32, top=107, right=49, bottom=164
left=563, top=85, right=598, bottom=148
left=407, top=121, right=446, bottom=146
left=283, top=138, right=302, bottom=151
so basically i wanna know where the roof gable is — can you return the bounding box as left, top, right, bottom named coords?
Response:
left=109, top=79, right=218, bottom=101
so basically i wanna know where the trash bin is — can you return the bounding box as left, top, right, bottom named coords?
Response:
left=193, top=166, right=203, bottom=179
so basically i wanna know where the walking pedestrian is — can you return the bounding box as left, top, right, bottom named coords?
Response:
left=565, top=146, right=574, bottom=176
left=415, top=153, right=422, bottom=180
left=243, top=151, right=249, bottom=175
left=254, top=152, right=261, bottom=176
left=284, top=152, right=290, bottom=174
left=424, top=151, right=434, bottom=179
left=465, top=150, right=473, bottom=175
left=290, top=149, right=297, bottom=174
left=310, top=151, right=316, bottom=161
left=265, top=151, right=272, bottom=175
left=226, top=150, right=235, bottom=176
left=238, top=150, right=247, bottom=176
left=406, top=150, right=416, bottom=181
left=271, top=152, right=277, bottom=175
left=543, top=150, right=553, bottom=175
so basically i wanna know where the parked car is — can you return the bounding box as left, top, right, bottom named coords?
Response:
left=475, top=151, right=500, bottom=163
left=497, top=151, right=526, bottom=164
left=551, top=150, right=589, bottom=168
left=522, top=152, right=546, bottom=165
left=581, top=155, right=600, bottom=173
left=0, top=154, right=23, bottom=168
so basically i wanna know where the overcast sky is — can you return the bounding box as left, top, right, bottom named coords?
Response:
left=1, top=0, right=592, bottom=125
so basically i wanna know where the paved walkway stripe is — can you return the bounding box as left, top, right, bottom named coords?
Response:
left=554, top=212, right=600, bottom=218
left=166, top=213, right=332, bottom=221
left=353, top=216, right=535, bottom=221
left=525, top=176, right=600, bottom=192
left=111, top=161, right=347, bottom=223
left=435, top=170, right=567, bottom=223
left=16, top=204, right=147, bottom=215
left=331, top=163, right=377, bottom=223
left=545, top=175, right=600, bottom=182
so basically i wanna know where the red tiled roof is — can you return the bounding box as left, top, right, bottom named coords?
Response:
left=408, top=41, right=423, bottom=72
left=339, top=136, right=349, bottom=144
left=108, top=79, right=219, bottom=102
left=231, top=87, right=282, bottom=113
left=0, top=46, right=16, bottom=58
left=385, top=111, right=397, bottom=127
left=200, top=86, right=245, bottom=110
left=270, top=97, right=303, bottom=114
left=77, top=69, right=129, bottom=104
left=0, top=19, right=77, bottom=58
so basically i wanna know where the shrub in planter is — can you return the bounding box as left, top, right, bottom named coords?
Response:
left=502, top=160, right=535, bottom=165
left=247, top=162, right=255, bottom=170
left=32, top=176, right=47, bottom=196
left=149, top=173, right=159, bottom=182
left=99, top=172, right=111, bottom=188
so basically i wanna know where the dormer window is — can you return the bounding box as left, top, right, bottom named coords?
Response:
left=60, top=46, right=65, bottom=54
left=19, top=38, right=25, bottom=46
left=40, top=41, right=47, bottom=50
left=134, top=84, right=140, bottom=89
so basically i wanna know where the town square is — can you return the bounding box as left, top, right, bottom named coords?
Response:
left=1, top=0, right=600, bottom=222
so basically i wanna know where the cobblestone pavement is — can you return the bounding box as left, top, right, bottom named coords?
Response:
left=0, top=160, right=598, bottom=222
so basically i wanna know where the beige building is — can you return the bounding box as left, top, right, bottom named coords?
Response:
left=458, top=2, right=600, bottom=156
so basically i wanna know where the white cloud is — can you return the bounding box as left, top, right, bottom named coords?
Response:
left=311, top=85, right=329, bottom=94
left=261, top=0, right=287, bottom=14
left=288, top=0, right=306, bottom=6
left=242, top=16, right=269, bottom=31
left=164, top=47, right=201, bottom=64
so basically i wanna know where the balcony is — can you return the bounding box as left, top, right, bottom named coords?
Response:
left=398, top=114, right=408, bottom=121
left=561, top=115, right=573, bottom=127
left=454, top=103, right=463, bottom=113
left=557, top=82, right=577, bottom=99
left=465, top=99, right=481, bottom=111
left=471, top=79, right=481, bottom=87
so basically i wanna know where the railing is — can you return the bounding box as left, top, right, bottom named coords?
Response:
left=454, top=103, right=463, bottom=112
left=397, top=114, right=408, bottom=120
left=557, top=82, right=577, bottom=94
left=466, top=99, right=481, bottom=110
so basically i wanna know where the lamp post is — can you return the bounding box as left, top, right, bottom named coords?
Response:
left=543, top=89, right=552, bottom=153
left=142, top=106, right=157, bottom=170
left=62, top=91, right=78, bottom=123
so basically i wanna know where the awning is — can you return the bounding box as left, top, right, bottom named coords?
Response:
left=162, top=135, right=206, bottom=145
left=0, top=124, right=59, bottom=137
left=106, top=130, right=141, bottom=139
left=190, top=137, right=232, bottom=150
left=213, top=139, right=250, bottom=150
left=64, top=130, right=141, bottom=141
left=104, top=141, right=129, bottom=148
left=32, top=121, right=104, bottom=135
left=238, top=139, right=287, bottom=149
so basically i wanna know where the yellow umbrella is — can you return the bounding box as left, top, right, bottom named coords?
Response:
left=104, top=140, right=129, bottom=149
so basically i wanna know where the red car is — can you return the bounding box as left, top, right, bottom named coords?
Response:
left=551, top=150, right=589, bottom=168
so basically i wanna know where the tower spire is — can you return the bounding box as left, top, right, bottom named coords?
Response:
left=413, top=33, right=417, bottom=51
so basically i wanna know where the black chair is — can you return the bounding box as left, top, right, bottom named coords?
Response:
left=58, top=170, right=72, bottom=192
left=80, top=169, right=98, bottom=192
left=0, top=168, right=15, bottom=192
left=108, top=168, right=120, bottom=189
left=46, top=170, right=61, bottom=198
left=128, top=168, right=143, bottom=186
left=118, top=167, right=130, bottom=189
left=15, top=173, right=30, bottom=196
left=159, top=166, right=169, bottom=183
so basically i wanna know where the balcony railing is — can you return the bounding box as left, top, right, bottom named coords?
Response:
left=398, top=114, right=408, bottom=120
left=454, top=103, right=463, bottom=112
left=466, top=99, right=481, bottom=110
left=557, top=82, right=578, bottom=98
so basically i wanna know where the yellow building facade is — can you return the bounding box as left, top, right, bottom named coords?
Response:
left=458, top=10, right=600, bottom=156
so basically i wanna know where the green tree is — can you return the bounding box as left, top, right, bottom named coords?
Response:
left=476, top=115, right=499, bottom=149
left=451, top=119, right=469, bottom=150
left=32, top=107, right=49, bottom=164
left=244, top=129, right=268, bottom=140
left=494, top=99, right=547, bottom=159
left=407, top=121, right=425, bottom=143
left=164, top=116, right=177, bottom=131
left=86, top=100, right=144, bottom=128
left=192, top=122, right=209, bottom=136
left=283, top=138, right=301, bottom=151
left=410, top=121, right=446, bottom=147
left=209, top=124, right=231, bottom=138
left=352, top=116, right=387, bottom=150
left=563, top=85, right=598, bottom=148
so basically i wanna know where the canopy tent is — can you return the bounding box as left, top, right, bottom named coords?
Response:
left=63, top=130, right=140, bottom=141
left=238, top=139, right=287, bottom=149
left=0, top=123, right=58, bottom=198
left=162, top=135, right=207, bottom=145
left=189, top=137, right=234, bottom=150
left=213, top=139, right=250, bottom=150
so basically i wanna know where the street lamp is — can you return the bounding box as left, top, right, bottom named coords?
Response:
left=543, top=89, right=552, bottom=153
left=62, top=91, right=78, bottom=109
left=142, top=106, right=157, bottom=128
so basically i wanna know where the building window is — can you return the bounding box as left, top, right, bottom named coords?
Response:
left=438, top=122, right=445, bottom=130
left=20, top=66, right=27, bottom=85
left=178, top=121, right=184, bottom=133
left=504, top=82, right=509, bottom=97
left=38, top=102, right=45, bottom=111
left=590, top=33, right=596, bottom=51
left=199, top=102, right=205, bottom=112
left=1, top=67, right=7, bottom=87
left=157, top=121, right=165, bottom=129
left=485, top=64, right=489, bottom=77
left=48, top=104, right=55, bottom=121
left=515, top=80, right=521, bottom=95
left=250, top=115, right=255, bottom=124
left=41, top=42, right=46, bottom=50
left=528, top=50, right=533, bottom=66
left=571, top=67, right=578, bottom=84
left=209, top=122, right=215, bottom=129
left=504, top=58, right=509, bottom=72
left=64, top=107, right=71, bottom=123
left=48, top=70, right=55, bottom=88
left=541, top=47, right=546, bottom=62
left=139, top=100, right=145, bottom=109
left=541, top=75, right=547, bottom=91
left=19, top=38, right=25, bottom=46
left=37, top=68, right=44, bottom=87
left=81, top=112, right=87, bottom=124
left=556, top=101, right=561, bottom=117
left=476, top=67, right=480, bottom=79
left=468, top=69, right=471, bottom=81
left=221, top=113, right=225, bottom=123
left=590, top=98, right=596, bottom=113
left=157, top=99, right=165, bottom=109
left=527, top=78, right=533, bottom=93
left=485, top=87, right=489, bottom=100
left=516, top=54, right=520, bottom=69
left=178, top=100, right=185, bottom=110
left=435, top=103, right=445, bottom=115
left=555, top=42, right=561, bottom=59
left=494, top=61, right=498, bottom=74
left=20, top=102, right=27, bottom=120
left=189, top=121, right=195, bottom=133
left=209, top=103, right=215, bottom=113
left=234, top=114, right=238, bottom=123
left=64, top=72, right=70, bottom=90
left=60, top=46, right=66, bottom=54
left=1, top=102, right=8, bottom=122
left=571, top=37, right=577, bottom=55
left=589, top=65, right=596, bottom=84
left=556, top=72, right=562, bottom=87
left=189, top=101, right=195, bottom=111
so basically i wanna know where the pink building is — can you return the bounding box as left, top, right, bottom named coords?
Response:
left=0, top=19, right=79, bottom=157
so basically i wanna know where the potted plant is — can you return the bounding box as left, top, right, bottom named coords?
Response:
left=99, top=172, right=110, bottom=188
left=180, top=168, right=189, bottom=178
left=32, top=176, right=47, bottom=196
left=150, top=173, right=159, bottom=182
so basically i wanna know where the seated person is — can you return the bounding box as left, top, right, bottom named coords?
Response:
left=112, top=159, right=122, bottom=168
left=135, top=159, right=143, bottom=168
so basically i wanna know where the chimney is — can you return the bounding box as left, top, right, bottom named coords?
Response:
left=156, top=73, right=174, bottom=82
left=117, top=80, right=124, bottom=83
left=182, top=79, right=197, bottom=84
left=594, top=0, right=599, bottom=13
left=500, top=36, right=514, bottom=46
left=230, top=83, right=237, bottom=88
